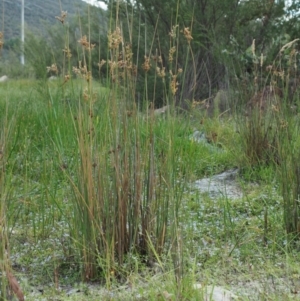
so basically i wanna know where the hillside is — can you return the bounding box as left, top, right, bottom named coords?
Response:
left=0, top=0, right=100, bottom=43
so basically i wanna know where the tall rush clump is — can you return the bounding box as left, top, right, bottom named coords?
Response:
left=276, top=40, right=300, bottom=239
left=239, top=38, right=300, bottom=239
left=238, top=39, right=280, bottom=167
left=47, top=5, right=191, bottom=284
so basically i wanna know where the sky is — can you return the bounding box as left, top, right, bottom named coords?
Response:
left=81, top=0, right=107, bottom=10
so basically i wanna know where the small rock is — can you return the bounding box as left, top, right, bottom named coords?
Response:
left=0, top=75, right=8, bottom=82
left=153, top=105, right=170, bottom=116
left=190, top=131, right=207, bottom=143
left=194, top=169, right=243, bottom=200
left=193, top=283, right=239, bottom=301
left=66, top=288, right=81, bottom=296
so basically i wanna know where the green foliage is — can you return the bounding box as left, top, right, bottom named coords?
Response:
left=102, top=0, right=290, bottom=107
left=0, top=53, right=32, bottom=78
left=24, top=33, right=54, bottom=79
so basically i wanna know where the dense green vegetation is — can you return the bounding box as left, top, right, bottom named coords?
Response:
left=1, top=0, right=300, bottom=300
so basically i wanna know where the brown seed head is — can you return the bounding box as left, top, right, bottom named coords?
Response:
left=108, top=27, right=123, bottom=49
left=182, top=27, right=193, bottom=43
left=46, top=64, right=58, bottom=74
left=156, top=66, right=166, bottom=78
left=63, top=47, right=72, bottom=58
left=98, top=59, right=106, bottom=69
left=78, top=35, right=95, bottom=51
left=142, top=56, right=151, bottom=72
left=169, top=46, right=176, bottom=62
left=55, top=11, right=68, bottom=24
left=169, top=25, right=179, bottom=39
left=62, top=74, right=70, bottom=85
left=84, top=71, right=92, bottom=82
left=170, top=71, right=179, bottom=95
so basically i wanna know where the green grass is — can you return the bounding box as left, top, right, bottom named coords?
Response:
left=1, top=79, right=300, bottom=300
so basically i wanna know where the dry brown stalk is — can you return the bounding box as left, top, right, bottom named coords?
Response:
left=0, top=32, right=3, bottom=50
left=6, top=269, right=24, bottom=301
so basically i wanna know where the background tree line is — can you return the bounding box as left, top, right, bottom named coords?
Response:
left=1, top=0, right=300, bottom=107
left=100, top=0, right=300, bottom=107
